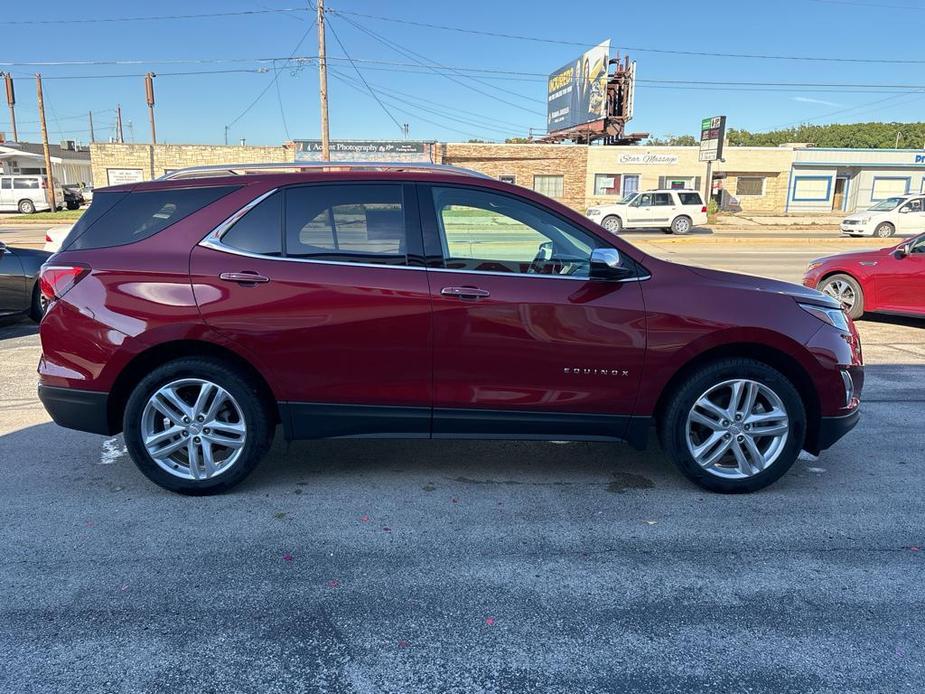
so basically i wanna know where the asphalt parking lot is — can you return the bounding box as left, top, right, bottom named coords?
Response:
left=1, top=234, right=923, bottom=693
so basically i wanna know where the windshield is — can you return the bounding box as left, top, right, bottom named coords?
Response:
left=620, top=192, right=639, bottom=204
left=868, top=197, right=906, bottom=211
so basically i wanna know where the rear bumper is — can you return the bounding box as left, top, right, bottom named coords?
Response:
left=38, top=385, right=114, bottom=436
left=810, top=408, right=860, bottom=453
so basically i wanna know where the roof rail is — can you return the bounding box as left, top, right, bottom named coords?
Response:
left=157, top=161, right=493, bottom=181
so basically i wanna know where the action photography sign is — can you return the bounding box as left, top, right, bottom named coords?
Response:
left=295, top=140, right=427, bottom=159
left=699, top=116, right=727, bottom=162
left=547, top=40, right=610, bottom=133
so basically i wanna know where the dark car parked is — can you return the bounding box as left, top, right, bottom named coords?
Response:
left=0, top=242, right=49, bottom=322
left=37, top=163, right=863, bottom=495
left=62, top=184, right=85, bottom=211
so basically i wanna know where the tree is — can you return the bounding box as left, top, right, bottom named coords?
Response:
left=504, top=137, right=532, bottom=144
left=725, top=122, right=925, bottom=148
left=642, top=134, right=698, bottom=146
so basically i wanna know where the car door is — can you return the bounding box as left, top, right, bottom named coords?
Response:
left=190, top=182, right=434, bottom=438
left=0, top=244, right=26, bottom=316
left=625, top=192, right=655, bottom=226
left=875, top=234, right=925, bottom=315
left=896, top=197, right=925, bottom=235
left=419, top=183, right=647, bottom=440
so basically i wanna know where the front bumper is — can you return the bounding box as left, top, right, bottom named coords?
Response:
left=38, top=385, right=114, bottom=436
left=840, top=222, right=872, bottom=235
left=811, top=408, right=860, bottom=453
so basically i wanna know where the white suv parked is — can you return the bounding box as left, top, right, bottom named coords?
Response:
left=586, top=189, right=708, bottom=235
left=840, top=194, right=925, bottom=238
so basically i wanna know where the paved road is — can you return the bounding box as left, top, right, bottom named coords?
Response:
left=1, top=242, right=923, bottom=693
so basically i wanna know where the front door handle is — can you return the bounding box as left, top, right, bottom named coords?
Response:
left=219, top=271, right=270, bottom=284
left=441, top=286, right=490, bottom=299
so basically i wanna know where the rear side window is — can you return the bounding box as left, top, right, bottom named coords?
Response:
left=221, top=192, right=283, bottom=256
left=13, top=178, right=39, bottom=189
left=285, top=184, right=409, bottom=266
left=65, top=185, right=239, bottom=251
left=678, top=192, right=703, bottom=205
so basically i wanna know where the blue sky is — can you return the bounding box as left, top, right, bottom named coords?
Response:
left=3, top=0, right=925, bottom=146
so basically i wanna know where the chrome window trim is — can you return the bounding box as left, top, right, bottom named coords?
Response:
left=200, top=187, right=649, bottom=282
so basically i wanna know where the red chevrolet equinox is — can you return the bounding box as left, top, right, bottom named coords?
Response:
left=37, top=164, right=863, bottom=495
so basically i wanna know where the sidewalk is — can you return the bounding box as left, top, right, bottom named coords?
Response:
left=711, top=213, right=842, bottom=229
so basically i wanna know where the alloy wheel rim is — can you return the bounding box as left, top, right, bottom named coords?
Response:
left=685, top=378, right=790, bottom=479
left=141, top=378, right=247, bottom=481
left=821, top=279, right=856, bottom=310
left=676, top=219, right=690, bottom=233
left=603, top=217, right=620, bottom=232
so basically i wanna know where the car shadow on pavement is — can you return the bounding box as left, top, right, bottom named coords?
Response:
left=860, top=313, right=925, bottom=329
left=616, top=226, right=714, bottom=237
left=0, top=316, right=39, bottom=340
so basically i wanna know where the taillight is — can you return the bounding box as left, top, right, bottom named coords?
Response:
left=39, top=264, right=89, bottom=302
left=701, top=206, right=707, bottom=213
left=45, top=233, right=52, bottom=242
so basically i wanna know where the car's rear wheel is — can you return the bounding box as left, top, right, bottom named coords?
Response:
left=671, top=215, right=693, bottom=234
left=18, top=199, right=36, bottom=214
left=600, top=215, right=622, bottom=233
left=660, top=358, right=806, bottom=493
left=123, top=358, right=273, bottom=495
left=28, top=283, right=46, bottom=322
left=875, top=222, right=895, bottom=238
left=819, top=273, right=864, bottom=319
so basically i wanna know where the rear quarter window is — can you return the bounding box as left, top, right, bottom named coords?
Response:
left=64, top=185, right=239, bottom=251
left=678, top=192, right=703, bottom=206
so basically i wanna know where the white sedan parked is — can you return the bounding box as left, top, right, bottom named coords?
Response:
left=841, top=194, right=925, bottom=237
left=43, top=224, right=73, bottom=253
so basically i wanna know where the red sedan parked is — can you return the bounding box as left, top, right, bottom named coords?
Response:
left=37, top=163, right=862, bottom=495
left=803, top=233, right=925, bottom=320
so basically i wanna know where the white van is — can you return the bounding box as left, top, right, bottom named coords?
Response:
left=586, top=189, right=708, bottom=234
left=0, top=175, right=65, bottom=214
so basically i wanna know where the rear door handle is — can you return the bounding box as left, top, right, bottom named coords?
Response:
left=219, top=271, right=270, bottom=284
left=441, top=286, right=490, bottom=299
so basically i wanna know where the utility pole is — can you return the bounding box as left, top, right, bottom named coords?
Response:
left=316, top=0, right=330, bottom=161
left=3, top=73, right=17, bottom=142
left=145, top=72, right=156, bottom=144
left=116, top=104, right=124, bottom=143
left=88, top=111, right=95, bottom=143
left=224, top=125, right=229, bottom=146
left=35, top=74, right=56, bottom=211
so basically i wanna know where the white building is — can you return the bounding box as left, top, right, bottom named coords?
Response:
left=0, top=141, right=92, bottom=186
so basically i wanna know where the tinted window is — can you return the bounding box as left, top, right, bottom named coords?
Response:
left=0, top=178, right=10, bottom=189
left=13, top=178, right=39, bottom=189
left=678, top=192, right=703, bottom=205
left=653, top=193, right=673, bottom=206
left=431, top=186, right=601, bottom=277
left=285, top=184, right=408, bottom=265
left=221, top=193, right=282, bottom=256
left=65, top=185, right=239, bottom=251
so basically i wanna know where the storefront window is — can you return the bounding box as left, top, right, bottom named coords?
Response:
left=736, top=177, right=765, bottom=196
left=593, top=174, right=621, bottom=196
left=533, top=175, right=564, bottom=199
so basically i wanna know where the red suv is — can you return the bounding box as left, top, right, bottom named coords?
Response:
left=37, top=164, right=863, bottom=495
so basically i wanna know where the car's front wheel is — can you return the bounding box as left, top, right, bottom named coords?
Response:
left=671, top=215, right=693, bottom=234
left=123, top=358, right=273, bottom=495
left=819, top=273, right=864, bottom=319
left=600, top=215, right=622, bottom=233
left=874, top=222, right=895, bottom=238
left=660, top=358, right=806, bottom=493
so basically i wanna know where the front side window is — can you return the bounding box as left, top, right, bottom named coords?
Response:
left=285, top=184, right=409, bottom=266
left=431, top=186, right=601, bottom=277
left=533, top=175, right=564, bottom=199
left=221, top=192, right=282, bottom=256
left=901, top=198, right=924, bottom=212
left=631, top=193, right=653, bottom=207
left=0, top=178, right=10, bottom=189
left=910, top=235, right=925, bottom=253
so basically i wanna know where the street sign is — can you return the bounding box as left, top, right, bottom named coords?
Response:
left=699, top=115, right=726, bottom=162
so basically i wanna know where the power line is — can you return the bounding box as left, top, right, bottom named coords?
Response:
left=327, top=7, right=925, bottom=65
left=323, top=12, right=404, bottom=132
left=0, top=7, right=306, bottom=25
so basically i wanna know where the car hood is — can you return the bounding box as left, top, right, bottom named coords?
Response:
left=687, top=264, right=839, bottom=307
left=809, top=246, right=893, bottom=266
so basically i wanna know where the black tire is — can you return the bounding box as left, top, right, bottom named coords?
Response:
left=123, top=357, right=274, bottom=495
left=600, top=215, right=622, bottom=233
left=819, top=273, right=864, bottom=320
left=659, top=358, right=806, bottom=493
left=66, top=201, right=79, bottom=210
left=671, top=215, right=693, bottom=235
left=28, top=283, right=46, bottom=323
left=874, top=222, right=895, bottom=238
left=18, top=199, right=36, bottom=214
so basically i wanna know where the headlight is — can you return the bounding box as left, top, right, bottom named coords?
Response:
left=586, top=208, right=601, bottom=216
left=858, top=217, right=871, bottom=224
left=805, top=262, right=822, bottom=272
left=799, top=302, right=850, bottom=332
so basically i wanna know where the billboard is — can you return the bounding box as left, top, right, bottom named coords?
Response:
left=699, top=116, right=727, bottom=162
left=547, top=40, right=610, bottom=133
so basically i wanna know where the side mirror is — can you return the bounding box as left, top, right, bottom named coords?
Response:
left=0, top=241, right=7, bottom=254
left=590, top=248, right=634, bottom=281
left=893, top=244, right=910, bottom=259
left=899, top=207, right=911, bottom=214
